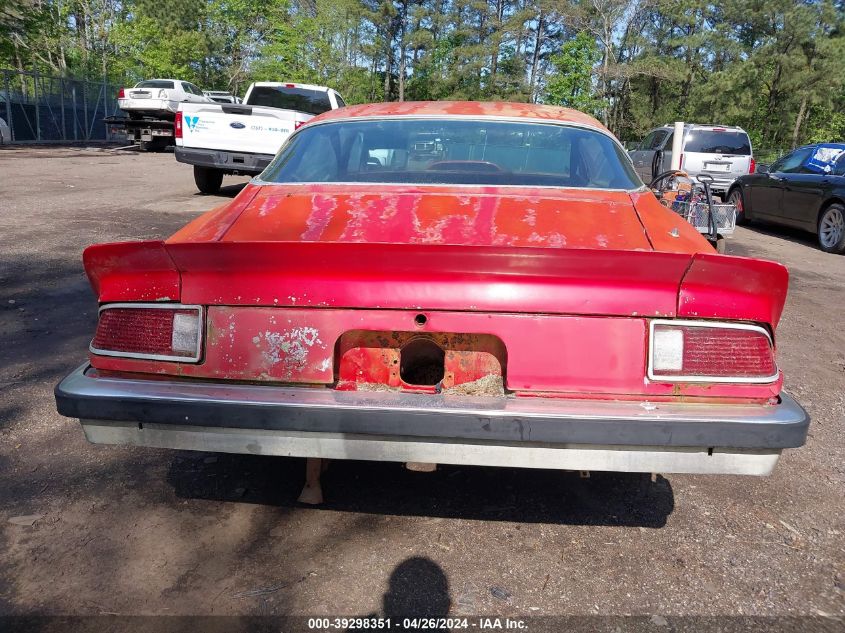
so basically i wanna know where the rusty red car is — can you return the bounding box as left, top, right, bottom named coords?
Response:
left=56, top=101, right=808, bottom=500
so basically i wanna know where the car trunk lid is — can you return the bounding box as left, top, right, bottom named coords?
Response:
left=220, top=184, right=654, bottom=250
left=157, top=240, right=690, bottom=317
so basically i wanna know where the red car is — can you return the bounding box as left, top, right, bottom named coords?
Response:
left=56, top=102, right=807, bottom=494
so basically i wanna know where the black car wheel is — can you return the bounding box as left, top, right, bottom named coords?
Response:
left=727, top=188, right=748, bottom=225
left=818, top=203, right=845, bottom=254
left=194, top=166, right=223, bottom=195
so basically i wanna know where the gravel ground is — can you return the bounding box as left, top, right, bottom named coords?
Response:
left=0, top=146, right=842, bottom=622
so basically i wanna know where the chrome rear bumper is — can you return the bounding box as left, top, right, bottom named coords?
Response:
left=56, top=364, right=809, bottom=475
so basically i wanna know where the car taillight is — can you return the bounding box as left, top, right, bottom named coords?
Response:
left=294, top=120, right=306, bottom=130
left=649, top=320, right=777, bottom=383
left=117, top=88, right=125, bottom=99
left=90, top=304, right=202, bottom=362
left=679, top=153, right=684, bottom=169
left=175, top=111, right=183, bottom=138
left=749, top=158, right=756, bottom=174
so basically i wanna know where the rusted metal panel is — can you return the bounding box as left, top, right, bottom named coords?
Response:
left=220, top=185, right=655, bottom=251
left=88, top=307, right=781, bottom=401
left=336, top=330, right=505, bottom=391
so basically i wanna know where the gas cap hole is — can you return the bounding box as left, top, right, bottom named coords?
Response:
left=414, top=313, right=427, bottom=327
left=400, top=338, right=445, bottom=386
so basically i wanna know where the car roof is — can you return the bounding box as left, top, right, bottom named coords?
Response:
left=656, top=123, right=747, bottom=133
left=251, top=82, right=332, bottom=91
left=307, top=101, right=608, bottom=131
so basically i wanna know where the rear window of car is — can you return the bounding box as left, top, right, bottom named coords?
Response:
left=261, top=118, right=640, bottom=189
left=246, top=87, right=332, bottom=115
left=135, top=80, right=175, bottom=89
left=684, top=130, right=750, bottom=155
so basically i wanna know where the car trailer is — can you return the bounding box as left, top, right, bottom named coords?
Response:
left=104, top=115, right=174, bottom=151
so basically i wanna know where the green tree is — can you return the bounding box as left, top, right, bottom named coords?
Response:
left=544, top=31, right=603, bottom=114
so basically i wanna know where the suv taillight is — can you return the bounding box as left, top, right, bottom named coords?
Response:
left=749, top=158, right=756, bottom=174
left=649, top=320, right=777, bottom=383
left=90, top=304, right=202, bottom=362
left=117, top=88, right=125, bottom=99
left=175, top=111, right=183, bottom=138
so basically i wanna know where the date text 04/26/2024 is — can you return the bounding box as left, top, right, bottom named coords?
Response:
left=306, top=617, right=527, bottom=630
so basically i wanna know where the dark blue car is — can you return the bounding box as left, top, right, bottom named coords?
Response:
left=726, top=143, right=845, bottom=253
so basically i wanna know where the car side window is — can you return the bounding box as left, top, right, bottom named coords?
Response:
left=835, top=154, right=845, bottom=176
left=644, top=131, right=668, bottom=150
left=651, top=131, right=669, bottom=150
left=637, top=132, right=657, bottom=151
left=776, top=147, right=814, bottom=173
left=662, top=132, right=673, bottom=150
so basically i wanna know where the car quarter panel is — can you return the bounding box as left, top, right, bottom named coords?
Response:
left=83, top=241, right=180, bottom=302
left=678, top=253, right=789, bottom=328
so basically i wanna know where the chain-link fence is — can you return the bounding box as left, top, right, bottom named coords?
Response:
left=0, top=69, right=123, bottom=143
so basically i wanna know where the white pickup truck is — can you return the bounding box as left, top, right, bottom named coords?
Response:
left=175, top=82, right=346, bottom=193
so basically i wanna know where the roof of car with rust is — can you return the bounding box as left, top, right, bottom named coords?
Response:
left=310, top=101, right=609, bottom=132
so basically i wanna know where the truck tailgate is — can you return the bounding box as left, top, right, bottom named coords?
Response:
left=178, top=104, right=309, bottom=155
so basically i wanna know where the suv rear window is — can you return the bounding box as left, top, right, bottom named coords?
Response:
left=247, top=87, right=332, bottom=115
left=136, top=80, right=175, bottom=89
left=684, top=130, right=750, bottom=155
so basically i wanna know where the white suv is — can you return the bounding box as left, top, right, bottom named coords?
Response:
left=629, top=124, right=755, bottom=195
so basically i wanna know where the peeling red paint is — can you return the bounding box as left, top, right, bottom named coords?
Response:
left=82, top=103, right=791, bottom=407
left=89, top=307, right=782, bottom=400
left=301, top=101, right=614, bottom=133
left=219, top=185, right=662, bottom=251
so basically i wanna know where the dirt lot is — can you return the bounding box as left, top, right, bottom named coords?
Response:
left=0, top=146, right=843, bottom=621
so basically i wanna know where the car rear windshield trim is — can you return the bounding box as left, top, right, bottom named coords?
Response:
left=135, top=80, right=175, bottom=89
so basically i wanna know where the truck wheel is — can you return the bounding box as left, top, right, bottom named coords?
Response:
left=194, top=166, right=223, bottom=195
